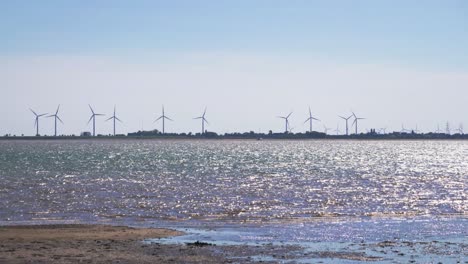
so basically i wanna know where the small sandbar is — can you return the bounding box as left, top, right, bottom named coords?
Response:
left=0, top=224, right=223, bottom=263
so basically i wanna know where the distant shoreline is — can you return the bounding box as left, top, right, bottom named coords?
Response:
left=0, top=135, right=467, bottom=140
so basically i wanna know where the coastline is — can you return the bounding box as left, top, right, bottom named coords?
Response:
left=1, top=222, right=465, bottom=263
left=0, top=224, right=227, bottom=263
left=0, top=136, right=467, bottom=141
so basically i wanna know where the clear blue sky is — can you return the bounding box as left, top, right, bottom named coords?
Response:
left=1, top=1, right=468, bottom=135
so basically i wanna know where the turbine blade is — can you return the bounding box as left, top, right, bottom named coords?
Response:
left=57, top=116, right=64, bottom=124
left=287, top=112, right=293, bottom=118
left=38, top=113, right=48, bottom=117
left=277, top=116, right=286, bottom=119
left=204, top=118, right=209, bottom=125
left=105, top=116, right=113, bottom=122
left=304, top=118, right=311, bottom=123
left=313, top=117, right=320, bottom=121
left=30, top=108, right=38, bottom=116
left=203, top=107, right=207, bottom=117
left=88, top=104, right=94, bottom=114
left=56, top=104, right=60, bottom=115
left=115, top=117, right=123, bottom=123
left=166, top=116, right=173, bottom=121
left=154, top=116, right=163, bottom=122
left=194, top=117, right=202, bottom=120
left=46, top=114, right=55, bottom=118
left=87, top=115, right=93, bottom=125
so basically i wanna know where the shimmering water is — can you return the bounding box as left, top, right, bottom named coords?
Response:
left=1, top=139, right=467, bottom=261
left=0, top=140, right=466, bottom=223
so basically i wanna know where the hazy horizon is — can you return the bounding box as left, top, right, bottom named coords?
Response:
left=2, top=1, right=468, bottom=136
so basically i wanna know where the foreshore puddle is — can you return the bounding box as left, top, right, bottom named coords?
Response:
left=146, top=219, right=467, bottom=263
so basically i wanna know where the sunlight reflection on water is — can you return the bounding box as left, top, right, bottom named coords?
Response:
left=0, top=140, right=466, bottom=223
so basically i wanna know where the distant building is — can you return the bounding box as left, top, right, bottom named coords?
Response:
left=80, top=132, right=92, bottom=137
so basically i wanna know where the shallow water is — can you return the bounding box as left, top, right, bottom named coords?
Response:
left=0, top=139, right=467, bottom=260
left=151, top=217, right=467, bottom=263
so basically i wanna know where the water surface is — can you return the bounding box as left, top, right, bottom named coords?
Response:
left=0, top=139, right=466, bottom=261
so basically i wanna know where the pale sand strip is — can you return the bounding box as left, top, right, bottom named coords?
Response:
left=0, top=224, right=224, bottom=263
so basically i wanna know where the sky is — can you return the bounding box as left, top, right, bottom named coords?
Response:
left=1, top=1, right=468, bottom=136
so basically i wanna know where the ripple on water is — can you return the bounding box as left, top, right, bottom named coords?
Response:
left=0, top=140, right=467, bottom=223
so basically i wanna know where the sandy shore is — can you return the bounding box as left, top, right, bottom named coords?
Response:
left=0, top=224, right=229, bottom=263
left=2, top=224, right=462, bottom=263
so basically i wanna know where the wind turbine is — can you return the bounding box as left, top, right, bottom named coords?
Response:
left=435, top=124, right=442, bottom=134
left=401, top=124, right=409, bottom=133
left=323, top=124, right=331, bottom=135
left=87, top=105, right=104, bottom=136
left=352, top=112, right=365, bottom=135
left=30, top=108, right=47, bottom=136
left=339, top=114, right=353, bottom=136
left=278, top=112, right=292, bottom=133
left=333, top=124, right=341, bottom=135
left=47, top=105, right=63, bottom=137
left=154, top=105, right=173, bottom=134
left=304, top=107, right=319, bottom=133
left=194, top=107, right=209, bottom=134
left=105, top=105, right=122, bottom=136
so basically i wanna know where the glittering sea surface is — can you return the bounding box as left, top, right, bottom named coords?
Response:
left=0, top=139, right=466, bottom=261
left=1, top=139, right=466, bottom=223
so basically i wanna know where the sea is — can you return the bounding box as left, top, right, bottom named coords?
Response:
left=0, top=139, right=466, bottom=262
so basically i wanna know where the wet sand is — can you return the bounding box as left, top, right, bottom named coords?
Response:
left=0, top=224, right=228, bottom=263
left=1, top=224, right=464, bottom=263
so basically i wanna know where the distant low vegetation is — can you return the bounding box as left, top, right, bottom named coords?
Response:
left=2, top=129, right=467, bottom=140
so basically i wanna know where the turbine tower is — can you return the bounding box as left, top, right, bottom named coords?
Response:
left=333, top=123, right=341, bottom=135
left=30, top=108, right=47, bottom=136
left=194, top=107, right=209, bottom=134
left=47, top=105, right=63, bottom=137
left=154, top=105, right=173, bottom=134
left=352, top=112, right=365, bottom=135
left=277, top=112, right=292, bottom=133
left=304, top=107, right=319, bottom=133
left=456, top=123, right=464, bottom=135
left=105, top=105, right=122, bottom=136
left=339, top=114, right=353, bottom=136
left=401, top=124, right=409, bottom=133
left=87, top=105, right=104, bottom=136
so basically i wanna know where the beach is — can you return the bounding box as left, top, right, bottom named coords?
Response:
left=0, top=224, right=396, bottom=263
left=0, top=224, right=228, bottom=263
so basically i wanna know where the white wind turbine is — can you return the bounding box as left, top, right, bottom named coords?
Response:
left=304, top=107, right=319, bottom=133
left=154, top=105, right=173, bottom=134
left=30, top=108, right=47, bottom=136
left=105, top=105, right=123, bottom=136
left=47, top=105, right=63, bottom=137
left=278, top=112, right=293, bottom=133
left=194, top=107, right=209, bottom=134
left=87, top=105, right=104, bottom=136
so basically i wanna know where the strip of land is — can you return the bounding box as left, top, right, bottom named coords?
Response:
left=0, top=224, right=226, bottom=263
